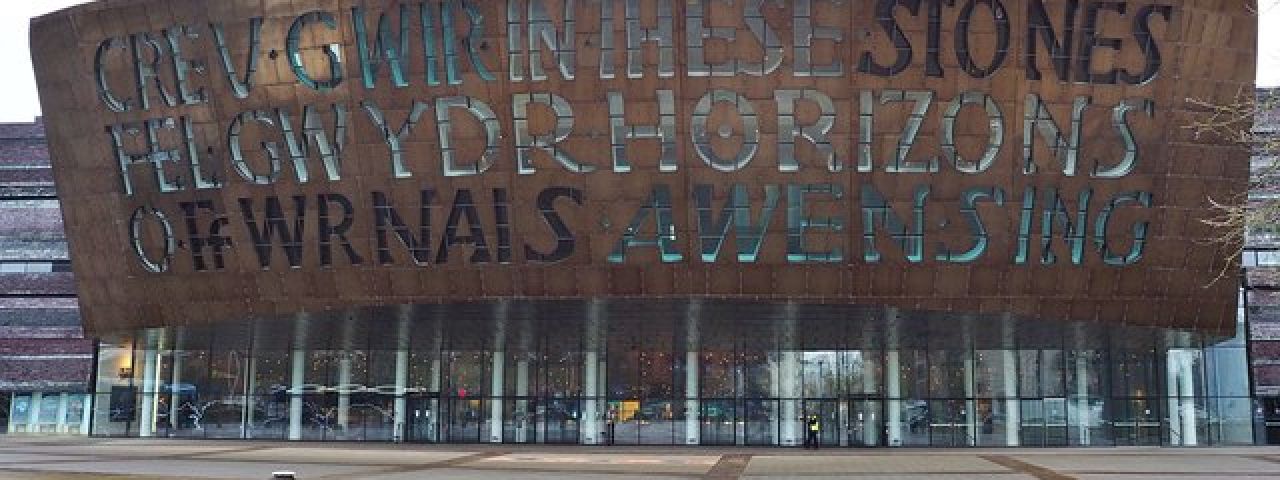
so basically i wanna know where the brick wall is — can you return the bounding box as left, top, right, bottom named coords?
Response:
left=0, top=118, right=90, bottom=393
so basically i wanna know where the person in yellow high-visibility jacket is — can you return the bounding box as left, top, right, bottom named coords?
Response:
left=804, top=415, right=820, bottom=449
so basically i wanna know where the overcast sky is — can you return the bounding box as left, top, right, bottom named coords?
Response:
left=3, top=0, right=1278, bottom=123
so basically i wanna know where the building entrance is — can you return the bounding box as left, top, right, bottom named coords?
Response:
left=0, top=392, right=9, bottom=434
left=743, top=399, right=777, bottom=445
left=847, top=398, right=883, bottom=447
left=801, top=399, right=841, bottom=447
left=89, top=302, right=1256, bottom=447
left=1262, top=398, right=1280, bottom=444
left=1114, top=399, right=1163, bottom=446
left=700, top=398, right=737, bottom=445
left=404, top=393, right=440, bottom=443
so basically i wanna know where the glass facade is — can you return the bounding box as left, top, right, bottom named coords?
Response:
left=87, top=300, right=1254, bottom=447
left=5, top=392, right=91, bottom=434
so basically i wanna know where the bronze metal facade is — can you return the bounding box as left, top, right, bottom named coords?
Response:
left=30, top=0, right=1253, bottom=336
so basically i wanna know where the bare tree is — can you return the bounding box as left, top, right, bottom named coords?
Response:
left=1190, top=87, right=1280, bottom=283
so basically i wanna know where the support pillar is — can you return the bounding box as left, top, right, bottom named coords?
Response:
left=336, top=318, right=354, bottom=436
left=288, top=316, right=308, bottom=441
left=429, top=356, right=442, bottom=394
left=393, top=309, right=410, bottom=443
left=779, top=351, right=800, bottom=446
left=583, top=352, right=599, bottom=444
left=778, top=303, right=800, bottom=447
left=961, top=319, right=976, bottom=446
left=685, top=350, right=700, bottom=445
left=885, top=351, right=902, bottom=446
left=7, top=395, right=16, bottom=433
left=1074, top=351, right=1091, bottom=445
left=79, top=394, right=91, bottom=435
left=241, top=322, right=258, bottom=439
left=56, top=393, right=69, bottom=433
left=514, top=358, right=530, bottom=442
left=514, top=312, right=535, bottom=442
left=288, top=352, right=305, bottom=440
left=885, top=308, right=903, bottom=447
left=1179, top=352, right=1198, bottom=446
left=137, top=331, right=159, bottom=438
left=393, top=349, right=409, bottom=442
left=581, top=300, right=604, bottom=445
left=963, top=351, right=977, bottom=446
left=242, top=353, right=257, bottom=438
left=28, top=392, right=41, bottom=433
left=489, top=354, right=505, bottom=443
left=684, top=301, right=701, bottom=445
left=1166, top=349, right=1183, bottom=445
left=1167, top=349, right=1199, bottom=446
left=598, top=356, right=607, bottom=420
left=1002, top=317, right=1020, bottom=446
left=337, top=355, right=352, bottom=434
left=838, top=398, right=850, bottom=447
left=513, top=308, right=532, bottom=444
left=489, top=301, right=508, bottom=443
left=169, top=330, right=183, bottom=435
left=427, top=315, right=443, bottom=443
left=860, top=321, right=880, bottom=447
left=1002, top=349, right=1021, bottom=446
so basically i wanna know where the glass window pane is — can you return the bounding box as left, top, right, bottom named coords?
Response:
left=928, top=350, right=966, bottom=398
left=975, top=350, right=1011, bottom=398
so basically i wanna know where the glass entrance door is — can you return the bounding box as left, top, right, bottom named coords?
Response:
left=802, top=399, right=841, bottom=447
left=1114, top=398, right=1162, bottom=446
left=700, top=398, right=737, bottom=445
left=929, top=399, right=973, bottom=447
left=538, top=398, right=579, bottom=444
left=0, top=392, right=9, bottom=434
left=744, top=399, right=778, bottom=445
left=848, top=398, right=883, bottom=447
left=443, top=397, right=484, bottom=443
left=606, top=399, right=677, bottom=445
left=503, top=397, right=535, bottom=443
left=1263, top=398, right=1280, bottom=445
left=405, top=394, right=440, bottom=443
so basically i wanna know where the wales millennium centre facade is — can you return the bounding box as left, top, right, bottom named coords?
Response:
left=29, top=0, right=1258, bottom=446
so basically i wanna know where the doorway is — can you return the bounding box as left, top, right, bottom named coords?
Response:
left=700, top=398, right=737, bottom=445
left=802, top=399, right=841, bottom=447
left=0, top=392, right=9, bottom=434
left=1113, top=398, right=1162, bottom=446
left=847, top=398, right=883, bottom=447
left=404, top=393, right=440, bottom=443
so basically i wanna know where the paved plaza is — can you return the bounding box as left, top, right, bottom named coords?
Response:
left=2, top=438, right=1280, bottom=479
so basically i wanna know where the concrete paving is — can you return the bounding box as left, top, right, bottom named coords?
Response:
left=3, top=437, right=1280, bottom=479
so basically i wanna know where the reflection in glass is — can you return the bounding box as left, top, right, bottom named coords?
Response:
left=86, top=302, right=1255, bottom=447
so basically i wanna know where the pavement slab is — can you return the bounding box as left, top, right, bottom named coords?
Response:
left=7, top=438, right=1280, bottom=479
left=0, top=459, right=378, bottom=479
left=740, top=476, right=1037, bottom=480
left=473, top=452, right=720, bottom=475
left=1015, top=453, right=1280, bottom=474
left=14, top=443, right=260, bottom=458
left=0, top=453, right=89, bottom=465
left=360, top=468, right=691, bottom=479
left=744, top=454, right=1012, bottom=475
left=195, top=446, right=475, bottom=466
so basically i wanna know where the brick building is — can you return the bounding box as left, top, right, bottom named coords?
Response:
left=1246, top=87, right=1280, bottom=444
left=0, top=118, right=92, bottom=434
